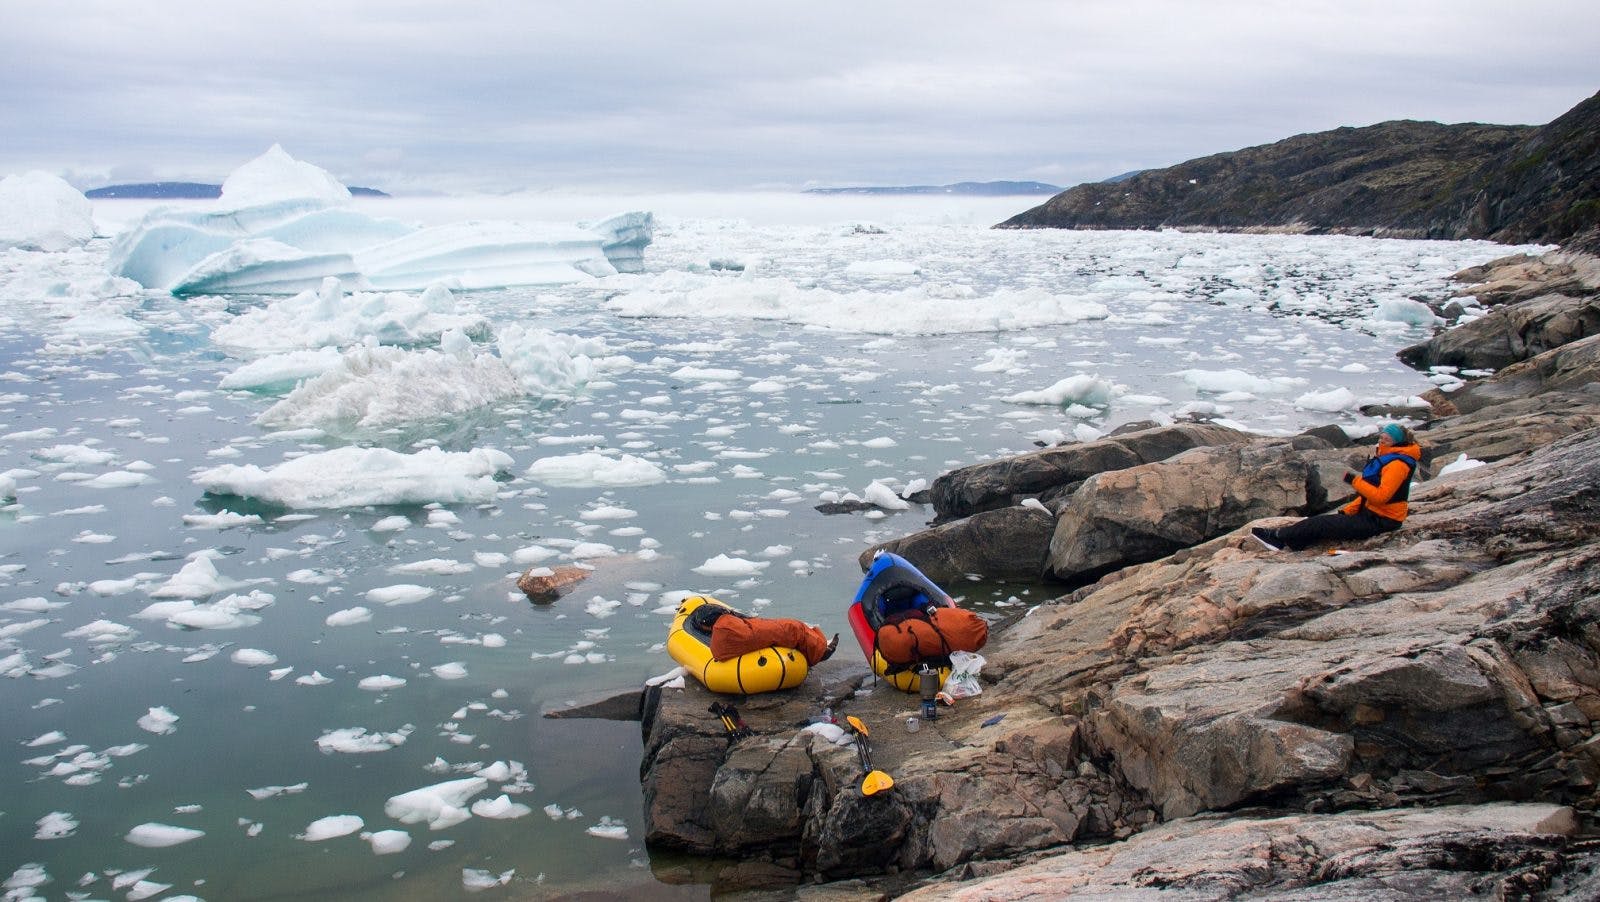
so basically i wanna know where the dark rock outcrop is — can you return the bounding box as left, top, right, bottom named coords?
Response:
left=999, top=89, right=1600, bottom=249
left=998, top=120, right=1530, bottom=236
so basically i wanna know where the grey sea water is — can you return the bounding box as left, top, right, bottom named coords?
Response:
left=1, top=193, right=1534, bottom=899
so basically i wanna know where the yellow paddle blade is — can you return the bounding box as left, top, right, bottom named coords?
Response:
left=846, top=715, right=868, bottom=737
left=861, top=770, right=895, bottom=796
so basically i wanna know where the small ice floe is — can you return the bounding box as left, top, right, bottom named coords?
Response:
left=325, top=606, right=372, bottom=627
left=524, top=451, right=666, bottom=487
left=230, top=648, right=279, bottom=667
left=137, top=706, right=179, bottom=735
left=136, top=590, right=273, bottom=630
left=585, top=815, right=629, bottom=840
left=370, top=514, right=411, bottom=532
left=863, top=480, right=909, bottom=511
left=193, top=445, right=513, bottom=508
left=1294, top=386, right=1358, bottom=413
left=295, top=670, right=334, bottom=686
left=148, top=554, right=236, bottom=600
left=384, top=776, right=489, bottom=830
left=470, top=795, right=532, bottom=819
left=316, top=725, right=413, bottom=754
left=361, top=829, right=412, bottom=855
left=125, top=822, right=205, bottom=847
left=34, top=810, right=77, bottom=839
left=431, top=662, right=468, bottom=680
left=390, top=558, right=471, bottom=576
left=1177, top=368, right=1295, bottom=395
left=26, top=730, right=66, bottom=747
left=463, top=868, right=515, bottom=892
left=246, top=782, right=309, bottom=800
left=692, top=554, right=768, bottom=577
left=181, top=510, right=264, bottom=530
left=298, top=814, right=365, bottom=841
left=1001, top=374, right=1114, bottom=407
left=358, top=675, right=407, bottom=692
left=1437, top=452, right=1487, bottom=477
left=367, top=584, right=435, bottom=606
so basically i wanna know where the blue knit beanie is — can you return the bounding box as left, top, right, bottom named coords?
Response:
left=1380, top=423, right=1405, bottom=443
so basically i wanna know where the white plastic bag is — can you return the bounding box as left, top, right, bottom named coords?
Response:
left=944, top=650, right=986, bottom=699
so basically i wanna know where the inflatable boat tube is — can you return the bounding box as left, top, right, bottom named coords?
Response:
left=667, top=595, right=809, bottom=695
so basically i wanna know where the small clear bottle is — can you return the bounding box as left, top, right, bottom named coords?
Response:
left=905, top=715, right=920, bottom=733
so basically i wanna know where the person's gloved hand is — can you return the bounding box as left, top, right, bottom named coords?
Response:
left=1342, top=471, right=1356, bottom=484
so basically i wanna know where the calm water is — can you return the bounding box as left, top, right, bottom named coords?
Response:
left=0, top=193, right=1529, bottom=899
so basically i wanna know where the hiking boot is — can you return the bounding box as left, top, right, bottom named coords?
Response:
left=819, top=633, right=839, bottom=662
left=1251, top=527, right=1284, bottom=552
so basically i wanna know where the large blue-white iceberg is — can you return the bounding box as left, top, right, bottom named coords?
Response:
left=107, top=146, right=652, bottom=294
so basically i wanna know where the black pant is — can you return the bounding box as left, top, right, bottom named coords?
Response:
left=1276, top=509, right=1401, bottom=551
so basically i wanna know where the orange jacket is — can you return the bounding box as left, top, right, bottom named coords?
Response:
left=1341, top=442, right=1421, bottom=522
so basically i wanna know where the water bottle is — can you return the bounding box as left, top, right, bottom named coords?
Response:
left=918, top=665, right=939, bottom=721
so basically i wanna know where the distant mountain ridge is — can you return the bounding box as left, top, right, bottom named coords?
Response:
left=86, top=181, right=390, bottom=199
left=806, top=180, right=1061, bottom=196
left=999, top=89, right=1600, bottom=251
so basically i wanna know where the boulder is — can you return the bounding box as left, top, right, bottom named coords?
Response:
left=1044, top=437, right=1356, bottom=583
left=928, top=423, right=1251, bottom=522
left=859, top=504, right=1055, bottom=585
left=1398, top=291, right=1600, bottom=370
left=516, top=564, right=591, bottom=602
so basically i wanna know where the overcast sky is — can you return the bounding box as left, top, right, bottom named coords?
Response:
left=3, top=1, right=1595, bottom=194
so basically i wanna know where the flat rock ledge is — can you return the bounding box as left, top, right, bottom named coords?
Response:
left=634, top=251, right=1600, bottom=898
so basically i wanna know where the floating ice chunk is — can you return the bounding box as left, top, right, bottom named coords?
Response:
left=256, top=341, right=522, bottom=432
left=0, top=171, right=95, bottom=251
left=246, top=781, right=309, bottom=800
left=1002, top=374, right=1114, bottom=407
left=298, top=814, right=365, bottom=842
left=524, top=451, right=666, bottom=487
left=137, top=706, right=180, bottom=735
left=497, top=324, right=631, bottom=398
left=195, top=445, right=513, bottom=508
left=210, top=278, right=489, bottom=352
left=0, top=473, right=14, bottom=501
left=367, top=584, right=435, bottom=606
left=391, top=558, right=471, bottom=575
left=231, top=648, right=278, bottom=667
left=26, top=730, right=66, bottom=747
left=325, top=606, right=373, bottom=627
left=32, top=443, right=117, bottom=466
left=470, top=795, right=532, bottom=819
left=295, top=671, right=334, bottom=686
left=125, top=822, right=205, bottom=847
left=356, top=219, right=619, bottom=291
left=863, top=481, right=910, bottom=511
left=371, top=515, right=411, bottom=532
left=585, top=816, right=629, bottom=840
left=432, top=662, right=468, bottom=680
left=63, top=619, right=137, bottom=644
left=1294, top=386, right=1359, bottom=412
left=358, top=675, right=407, bottom=692
left=34, top=811, right=77, bottom=839
left=148, top=554, right=231, bottom=599
left=463, top=868, right=515, bottom=892
left=1177, top=368, right=1293, bottom=395
left=1437, top=452, right=1487, bottom=477
left=362, top=829, right=412, bottom=855
left=127, top=879, right=173, bottom=901
left=181, top=510, right=264, bottom=530
left=1371, top=297, right=1441, bottom=327
left=692, top=554, right=769, bottom=577
left=82, top=470, right=152, bottom=489
left=384, top=776, right=489, bottom=830
left=317, top=726, right=412, bottom=754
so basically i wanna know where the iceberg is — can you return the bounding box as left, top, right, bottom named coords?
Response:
left=193, top=445, right=513, bottom=508
left=0, top=171, right=95, bottom=252
left=107, top=145, right=652, bottom=294
left=210, top=278, right=490, bottom=354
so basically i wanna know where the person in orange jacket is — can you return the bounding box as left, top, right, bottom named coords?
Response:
left=1252, top=423, right=1423, bottom=551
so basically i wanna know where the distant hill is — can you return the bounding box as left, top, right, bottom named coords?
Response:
left=86, top=182, right=390, bottom=199
left=806, top=180, right=1061, bottom=196
left=998, top=89, right=1600, bottom=250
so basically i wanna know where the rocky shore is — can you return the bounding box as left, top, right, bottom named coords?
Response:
left=556, top=245, right=1600, bottom=898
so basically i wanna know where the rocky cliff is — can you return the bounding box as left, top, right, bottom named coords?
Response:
left=999, top=89, right=1600, bottom=248
left=618, top=250, right=1600, bottom=898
